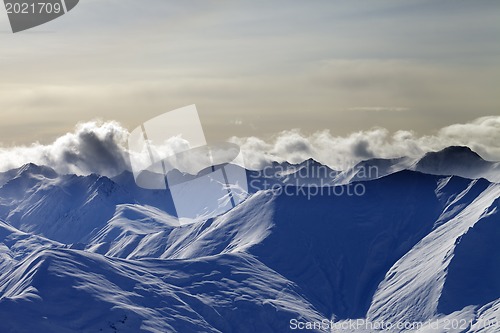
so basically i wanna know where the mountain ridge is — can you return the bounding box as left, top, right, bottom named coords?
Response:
left=0, top=146, right=499, bottom=332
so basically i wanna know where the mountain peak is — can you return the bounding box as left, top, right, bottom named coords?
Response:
left=419, top=146, right=486, bottom=164
left=301, top=157, right=321, bottom=164
left=16, top=163, right=58, bottom=179
left=415, top=146, right=491, bottom=179
left=437, top=146, right=481, bottom=157
left=293, top=158, right=333, bottom=170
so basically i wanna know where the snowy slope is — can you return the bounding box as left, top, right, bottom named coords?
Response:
left=0, top=152, right=499, bottom=333
left=333, top=157, right=415, bottom=184
left=0, top=219, right=61, bottom=278
left=0, top=249, right=324, bottom=333
left=367, top=182, right=500, bottom=326
left=0, top=167, right=177, bottom=244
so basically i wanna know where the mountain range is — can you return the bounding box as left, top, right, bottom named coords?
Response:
left=0, top=146, right=498, bottom=332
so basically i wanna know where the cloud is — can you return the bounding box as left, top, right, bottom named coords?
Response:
left=0, top=116, right=499, bottom=176
left=0, top=121, right=130, bottom=176
left=231, top=116, right=500, bottom=169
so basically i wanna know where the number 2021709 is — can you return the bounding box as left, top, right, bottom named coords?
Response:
left=5, top=2, right=63, bottom=14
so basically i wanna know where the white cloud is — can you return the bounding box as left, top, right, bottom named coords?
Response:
left=231, top=116, right=500, bottom=169
left=0, top=121, right=129, bottom=176
left=0, top=116, right=499, bottom=176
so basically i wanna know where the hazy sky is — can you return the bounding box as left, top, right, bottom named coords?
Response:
left=0, top=0, right=499, bottom=145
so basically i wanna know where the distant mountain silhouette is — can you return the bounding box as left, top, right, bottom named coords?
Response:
left=414, top=146, right=499, bottom=182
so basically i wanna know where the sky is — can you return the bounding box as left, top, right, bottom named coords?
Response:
left=0, top=0, right=499, bottom=148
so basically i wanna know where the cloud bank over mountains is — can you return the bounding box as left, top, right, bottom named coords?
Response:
left=233, top=116, right=500, bottom=169
left=0, top=121, right=129, bottom=176
left=0, top=116, right=499, bottom=175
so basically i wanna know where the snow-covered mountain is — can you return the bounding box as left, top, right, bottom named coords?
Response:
left=0, top=147, right=499, bottom=332
left=330, top=146, right=500, bottom=185
left=250, top=146, right=499, bottom=186
left=333, top=157, right=414, bottom=184
left=412, top=146, right=500, bottom=183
